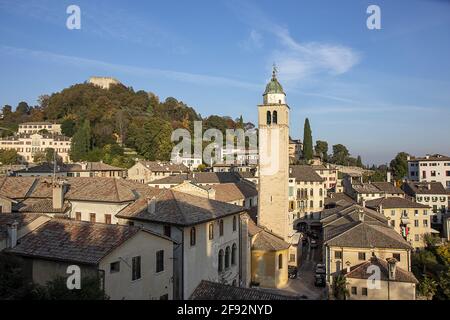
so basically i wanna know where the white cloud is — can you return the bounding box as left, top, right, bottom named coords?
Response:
left=227, top=1, right=360, bottom=83
left=270, top=26, right=361, bottom=82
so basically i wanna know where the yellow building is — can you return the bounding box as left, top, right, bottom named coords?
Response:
left=248, top=218, right=289, bottom=288
left=342, top=256, right=418, bottom=300
left=322, top=204, right=414, bottom=284
left=366, top=197, right=433, bottom=248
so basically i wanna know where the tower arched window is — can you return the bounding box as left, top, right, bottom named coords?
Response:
left=232, top=216, right=237, bottom=232
left=278, top=253, right=283, bottom=269
left=310, top=189, right=314, bottom=197
left=319, top=188, right=323, bottom=197
left=310, top=200, right=314, bottom=208
left=218, top=250, right=224, bottom=272
left=231, top=243, right=237, bottom=265
left=266, top=111, right=271, bottom=125
left=225, top=246, right=231, bottom=269
left=272, top=111, right=278, bottom=124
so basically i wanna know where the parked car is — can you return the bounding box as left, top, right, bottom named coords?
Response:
left=315, top=263, right=326, bottom=275
left=314, top=274, right=326, bottom=287
left=310, top=239, right=318, bottom=248
left=288, top=266, right=298, bottom=279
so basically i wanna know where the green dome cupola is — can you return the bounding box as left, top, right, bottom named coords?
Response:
left=262, top=65, right=286, bottom=105
left=264, top=66, right=285, bottom=95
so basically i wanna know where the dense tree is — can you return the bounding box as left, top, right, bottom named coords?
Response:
left=61, top=119, right=77, bottom=137
left=0, top=254, right=35, bottom=300
left=0, top=149, right=21, bottom=164
left=302, top=118, right=313, bottom=161
left=0, top=82, right=242, bottom=165
left=314, top=140, right=328, bottom=161
left=332, top=275, right=349, bottom=300
left=390, top=152, right=409, bottom=181
left=2, top=105, right=13, bottom=118
left=16, top=101, right=30, bottom=114
left=330, top=144, right=349, bottom=165
left=126, top=117, right=173, bottom=161
left=33, top=276, right=108, bottom=300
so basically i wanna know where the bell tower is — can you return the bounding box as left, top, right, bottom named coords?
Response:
left=257, top=66, right=290, bottom=240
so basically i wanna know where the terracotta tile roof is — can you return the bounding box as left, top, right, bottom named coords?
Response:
left=7, top=219, right=142, bottom=265
left=366, top=197, right=430, bottom=209
left=252, top=229, right=290, bottom=251
left=352, top=183, right=382, bottom=194
left=211, top=182, right=257, bottom=202
left=0, top=213, right=47, bottom=241
left=371, top=182, right=405, bottom=195
left=402, top=181, right=448, bottom=195
left=14, top=162, right=125, bottom=174
left=325, top=221, right=412, bottom=250
left=28, top=178, right=149, bottom=203
left=247, top=216, right=263, bottom=237
left=138, top=161, right=188, bottom=172
left=190, top=281, right=300, bottom=300
left=342, top=257, right=418, bottom=283
left=14, top=198, right=70, bottom=214
left=0, top=177, right=37, bottom=199
left=325, top=193, right=356, bottom=207
left=245, top=213, right=290, bottom=250
left=72, top=162, right=124, bottom=172
left=321, top=204, right=386, bottom=225
left=149, top=172, right=242, bottom=185
left=117, top=189, right=245, bottom=226
left=321, top=204, right=411, bottom=250
left=289, top=165, right=324, bottom=182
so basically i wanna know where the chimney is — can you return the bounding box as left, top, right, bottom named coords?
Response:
left=387, top=258, right=397, bottom=281
left=289, top=167, right=292, bottom=174
left=387, top=171, right=392, bottom=183
left=358, top=209, right=365, bottom=222
left=427, top=183, right=431, bottom=190
left=207, top=188, right=216, bottom=200
left=7, top=221, right=18, bottom=248
left=361, top=199, right=366, bottom=208
left=345, top=261, right=351, bottom=273
left=52, top=180, right=66, bottom=210
left=147, top=197, right=156, bottom=214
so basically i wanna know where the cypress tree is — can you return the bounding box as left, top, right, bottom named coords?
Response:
left=303, top=118, right=313, bottom=161
left=70, top=119, right=91, bottom=161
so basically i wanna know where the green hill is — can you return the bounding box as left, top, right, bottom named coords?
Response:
left=0, top=82, right=247, bottom=167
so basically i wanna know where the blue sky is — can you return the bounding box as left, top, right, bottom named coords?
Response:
left=0, top=0, right=449, bottom=164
